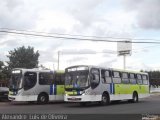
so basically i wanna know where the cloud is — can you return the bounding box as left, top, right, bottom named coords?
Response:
left=99, top=58, right=117, bottom=68
left=0, top=52, right=8, bottom=61
left=0, top=39, right=20, bottom=47
left=122, top=0, right=160, bottom=29
left=69, top=0, right=105, bottom=27
left=0, top=0, right=157, bottom=71
left=0, top=0, right=38, bottom=30
left=67, top=57, right=88, bottom=63
left=102, top=49, right=117, bottom=56
left=4, top=0, right=23, bottom=11
left=61, top=49, right=97, bottom=55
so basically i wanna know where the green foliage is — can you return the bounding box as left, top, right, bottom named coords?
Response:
left=146, top=71, right=160, bottom=86
left=7, top=46, right=40, bottom=69
left=0, top=61, right=8, bottom=81
left=0, top=61, right=4, bottom=69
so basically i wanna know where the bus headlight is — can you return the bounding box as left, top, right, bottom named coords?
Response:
left=81, top=91, right=85, bottom=95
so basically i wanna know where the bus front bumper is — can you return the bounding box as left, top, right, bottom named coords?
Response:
left=64, top=95, right=101, bottom=102
left=8, top=95, right=37, bottom=101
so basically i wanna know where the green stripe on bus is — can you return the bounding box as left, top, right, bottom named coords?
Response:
left=56, top=85, right=65, bottom=95
left=114, top=84, right=149, bottom=94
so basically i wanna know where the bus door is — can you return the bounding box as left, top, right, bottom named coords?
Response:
left=90, top=68, right=100, bottom=90
left=121, top=72, right=130, bottom=94
left=23, top=72, right=37, bottom=95
left=39, top=72, right=56, bottom=100
left=101, top=70, right=112, bottom=94
left=142, top=75, right=149, bottom=93
left=129, top=73, right=138, bottom=94
left=136, top=74, right=143, bottom=94
left=112, top=71, right=122, bottom=95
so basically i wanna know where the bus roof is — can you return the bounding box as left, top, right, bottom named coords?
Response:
left=65, top=65, right=148, bottom=75
left=12, top=68, right=54, bottom=73
left=111, top=68, right=148, bottom=75
left=12, top=68, right=66, bottom=74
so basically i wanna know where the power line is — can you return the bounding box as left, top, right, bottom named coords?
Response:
left=1, top=28, right=160, bottom=42
left=133, top=44, right=160, bottom=52
left=0, top=28, right=133, bottom=40
left=59, top=44, right=160, bottom=55
left=1, top=29, right=160, bottom=44
left=61, top=51, right=117, bottom=55
left=0, top=30, right=120, bottom=42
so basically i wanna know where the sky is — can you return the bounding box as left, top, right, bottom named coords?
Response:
left=0, top=0, right=160, bottom=71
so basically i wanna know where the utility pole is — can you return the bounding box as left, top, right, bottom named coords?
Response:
left=117, top=40, right=132, bottom=70
left=57, top=51, right=60, bottom=70
left=123, top=55, right=126, bottom=70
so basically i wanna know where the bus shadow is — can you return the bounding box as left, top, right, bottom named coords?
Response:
left=7, top=100, right=147, bottom=106
left=66, top=100, right=147, bottom=108
left=0, top=99, right=10, bottom=102
left=8, top=101, right=65, bottom=106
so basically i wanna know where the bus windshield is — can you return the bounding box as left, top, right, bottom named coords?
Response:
left=9, top=70, right=22, bottom=90
left=65, top=66, right=89, bottom=89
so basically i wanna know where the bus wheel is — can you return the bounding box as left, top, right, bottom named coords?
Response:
left=100, top=93, right=110, bottom=106
left=37, top=93, right=49, bottom=104
left=132, top=92, right=138, bottom=103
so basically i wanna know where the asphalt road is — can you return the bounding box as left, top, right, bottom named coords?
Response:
left=0, top=94, right=160, bottom=114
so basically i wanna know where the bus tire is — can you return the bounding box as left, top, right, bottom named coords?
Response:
left=37, top=93, right=49, bottom=104
left=100, top=93, right=110, bottom=106
left=132, top=92, right=138, bottom=103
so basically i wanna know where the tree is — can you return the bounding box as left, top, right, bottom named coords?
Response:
left=0, top=61, right=7, bottom=81
left=7, top=46, right=40, bottom=69
left=0, top=61, right=4, bottom=69
left=147, top=71, right=160, bottom=87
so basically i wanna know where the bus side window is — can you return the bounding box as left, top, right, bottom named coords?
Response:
left=101, top=70, right=112, bottom=84
left=112, top=71, right=121, bottom=84
left=137, top=74, right=143, bottom=84
left=129, top=73, right=136, bottom=84
left=121, top=72, right=129, bottom=84
left=142, top=75, right=148, bottom=85
left=39, top=72, right=53, bottom=85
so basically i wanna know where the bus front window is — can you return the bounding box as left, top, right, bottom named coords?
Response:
left=65, top=66, right=89, bottom=89
left=9, top=70, right=22, bottom=91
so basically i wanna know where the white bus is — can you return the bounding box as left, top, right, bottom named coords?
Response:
left=64, top=65, right=150, bottom=105
left=8, top=68, right=65, bottom=104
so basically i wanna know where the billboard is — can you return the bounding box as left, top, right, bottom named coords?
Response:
left=117, top=41, right=132, bottom=56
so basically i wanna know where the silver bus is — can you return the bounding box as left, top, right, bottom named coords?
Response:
left=64, top=65, right=150, bottom=106
left=8, top=68, right=65, bottom=104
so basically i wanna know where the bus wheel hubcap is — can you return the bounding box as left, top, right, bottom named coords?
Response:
left=102, top=96, right=107, bottom=103
left=41, top=96, right=45, bottom=102
left=134, top=96, right=137, bottom=101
